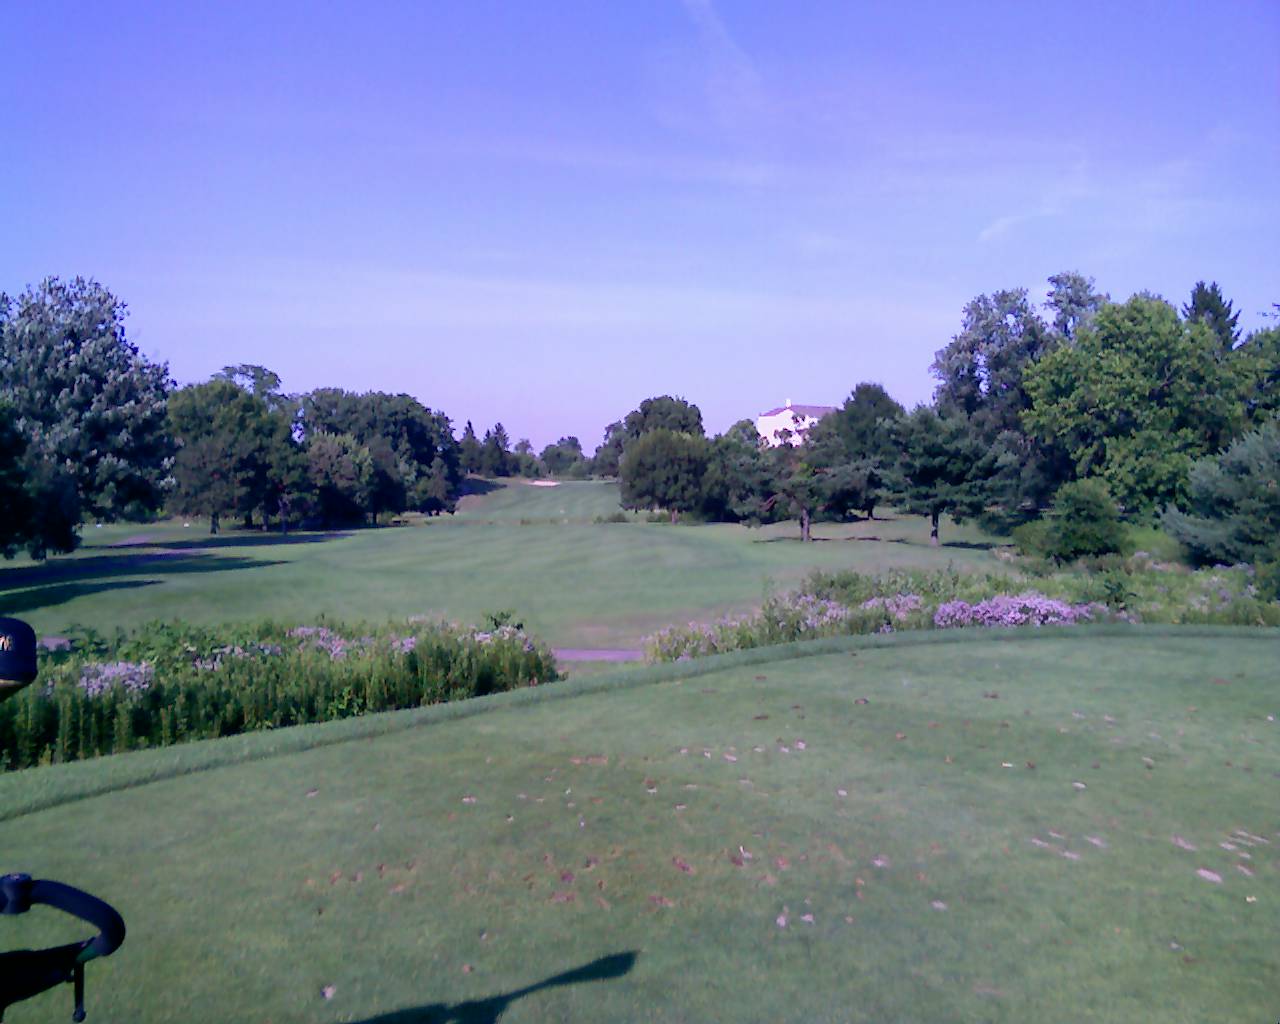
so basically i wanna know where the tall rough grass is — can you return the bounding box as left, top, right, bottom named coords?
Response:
left=1, top=619, right=557, bottom=770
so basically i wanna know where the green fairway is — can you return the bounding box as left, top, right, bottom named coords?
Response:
left=3, top=630, right=1276, bottom=1023
left=0, top=480, right=1001, bottom=648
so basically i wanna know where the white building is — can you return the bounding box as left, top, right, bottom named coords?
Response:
left=755, top=399, right=836, bottom=447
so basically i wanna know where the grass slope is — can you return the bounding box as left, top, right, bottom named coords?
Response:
left=3, top=630, right=1276, bottom=1023
left=453, top=478, right=629, bottom=522
left=0, top=481, right=1001, bottom=648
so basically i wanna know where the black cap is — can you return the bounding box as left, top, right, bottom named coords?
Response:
left=0, top=617, right=38, bottom=685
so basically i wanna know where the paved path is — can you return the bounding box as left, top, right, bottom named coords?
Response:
left=552, top=648, right=644, bottom=662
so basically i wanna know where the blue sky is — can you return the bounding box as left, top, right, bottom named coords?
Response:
left=4, top=1, right=1277, bottom=450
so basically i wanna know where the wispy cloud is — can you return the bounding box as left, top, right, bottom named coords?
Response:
left=678, top=0, right=771, bottom=132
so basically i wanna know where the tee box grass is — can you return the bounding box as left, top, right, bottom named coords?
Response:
left=2, top=630, right=1277, bottom=1023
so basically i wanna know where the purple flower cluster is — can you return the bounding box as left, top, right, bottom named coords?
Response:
left=860, top=593, right=924, bottom=622
left=193, top=642, right=282, bottom=672
left=79, top=661, right=154, bottom=697
left=389, top=635, right=417, bottom=654
left=468, top=625, right=537, bottom=652
left=786, top=594, right=853, bottom=632
left=288, top=626, right=358, bottom=660
left=933, top=592, right=1105, bottom=629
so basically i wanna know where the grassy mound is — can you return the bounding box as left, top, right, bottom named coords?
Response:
left=3, top=629, right=1277, bottom=1022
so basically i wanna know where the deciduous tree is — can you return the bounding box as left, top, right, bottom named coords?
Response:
left=593, top=396, right=703, bottom=476
left=619, top=429, right=708, bottom=523
left=1024, top=294, right=1244, bottom=515
left=169, top=379, right=296, bottom=532
left=307, top=432, right=374, bottom=527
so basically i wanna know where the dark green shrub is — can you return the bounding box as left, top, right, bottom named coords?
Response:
left=1256, top=558, right=1280, bottom=603
left=1041, top=480, right=1127, bottom=561
left=1011, top=519, right=1052, bottom=559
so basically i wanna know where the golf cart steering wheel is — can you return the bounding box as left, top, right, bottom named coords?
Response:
left=0, top=874, right=126, bottom=1022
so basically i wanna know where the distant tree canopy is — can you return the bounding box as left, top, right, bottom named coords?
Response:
left=480, top=423, right=517, bottom=477
left=593, top=396, right=703, bottom=476
left=459, top=421, right=483, bottom=474
left=169, top=379, right=295, bottom=533
left=930, top=277, right=1086, bottom=526
left=300, top=389, right=461, bottom=514
left=540, top=436, right=587, bottom=477
left=822, top=383, right=904, bottom=464
left=1024, top=294, right=1243, bottom=515
left=306, top=431, right=374, bottom=528
left=701, top=420, right=772, bottom=524
left=6, top=270, right=1276, bottom=567
left=1045, top=271, right=1107, bottom=342
left=619, top=429, right=708, bottom=523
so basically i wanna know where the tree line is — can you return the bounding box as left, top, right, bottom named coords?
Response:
left=1, top=278, right=471, bottom=551
left=606, top=274, right=1279, bottom=559
left=1, top=273, right=1276, bottom=563
left=0, top=276, right=674, bottom=553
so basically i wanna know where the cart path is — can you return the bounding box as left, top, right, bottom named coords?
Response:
left=552, top=648, right=644, bottom=662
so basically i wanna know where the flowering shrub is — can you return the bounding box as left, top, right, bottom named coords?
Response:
left=78, top=661, right=154, bottom=697
left=933, top=593, right=1107, bottom=629
left=0, top=618, right=557, bottom=770
left=860, top=594, right=924, bottom=622
left=805, top=567, right=1023, bottom=608
left=644, top=590, right=888, bottom=662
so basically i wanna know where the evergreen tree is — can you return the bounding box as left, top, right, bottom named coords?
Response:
left=480, top=423, right=515, bottom=477
left=459, top=421, right=483, bottom=474
left=701, top=420, right=773, bottom=524
left=1183, top=281, right=1241, bottom=352
left=887, top=408, right=991, bottom=545
left=1162, top=418, right=1280, bottom=564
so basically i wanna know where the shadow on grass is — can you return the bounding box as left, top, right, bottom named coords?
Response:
left=141, top=531, right=350, bottom=552
left=882, top=537, right=997, bottom=552
left=348, top=952, right=638, bottom=1024
left=0, top=553, right=287, bottom=591
left=0, top=579, right=161, bottom=615
left=457, top=478, right=503, bottom=498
